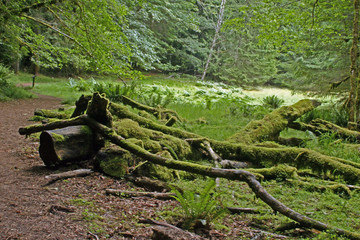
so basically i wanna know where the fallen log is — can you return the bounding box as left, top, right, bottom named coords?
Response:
left=227, top=207, right=260, bottom=214
left=39, top=125, right=95, bottom=167
left=18, top=94, right=360, bottom=239
left=34, top=108, right=69, bottom=119
left=227, top=99, right=321, bottom=144
left=130, top=176, right=182, bottom=193
left=79, top=115, right=360, bottom=240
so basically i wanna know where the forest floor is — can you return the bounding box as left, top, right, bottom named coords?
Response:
left=0, top=94, right=271, bottom=240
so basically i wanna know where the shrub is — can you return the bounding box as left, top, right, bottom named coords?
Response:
left=0, top=64, right=32, bottom=101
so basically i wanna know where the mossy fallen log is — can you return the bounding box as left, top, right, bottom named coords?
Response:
left=39, top=125, right=95, bottom=167
left=210, top=140, right=360, bottom=184
left=121, top=95, right=183, bottom=121
left=75, top=116, right=360, bottom=240
left=227, top=99, right=321, bottom=144
left=34, top=108, right=70, bottom=119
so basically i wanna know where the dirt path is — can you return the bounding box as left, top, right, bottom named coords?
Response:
left=0, top=95, right=88, bottom=239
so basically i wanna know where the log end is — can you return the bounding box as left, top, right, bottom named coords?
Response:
left=39, top=131, right=61, bottom=167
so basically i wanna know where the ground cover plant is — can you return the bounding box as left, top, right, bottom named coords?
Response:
left=14, top=73, right=360, bottom=239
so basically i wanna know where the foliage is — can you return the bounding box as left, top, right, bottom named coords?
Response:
left=262, top=95, right=285, bottom=109
left=0, top=0, right=137, bottom=77
left=92, top=80, right=138, bottom=102
left=301, top=103, right=349, bottom=127
left=138, top=86, right=175, bottom=108
left=171, top=180, right=228, bottom=230
left=0, top=64, right=32, bottom=101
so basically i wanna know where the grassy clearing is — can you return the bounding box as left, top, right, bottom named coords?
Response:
left=12, top=72, right=360, bottom=239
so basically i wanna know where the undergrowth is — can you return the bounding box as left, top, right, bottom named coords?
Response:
left=0, top=65, right=33, bottom=100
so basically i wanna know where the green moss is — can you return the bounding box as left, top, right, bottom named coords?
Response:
left=34, top=109, right=70, bottom=119
left=248, top=164, right=298, bottom=180
left=212, top=140, right=360, bottom=184
left=97, top=147, right=132, bottom=178
left=113, top=118, right=194, bottom=159
left=227, top=99, right=317, bottom=144
left=80, top=125, right=93, bottom=136
left=50, top=132, right=66, bottom=142
left=136, top=151, right=177, bottom=181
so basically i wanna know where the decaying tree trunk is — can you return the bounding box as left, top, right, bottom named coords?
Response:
left=18, top=93, right=360, bottom=239
left=227, top=99, right=321, bottom=144
left=39, top=125, right=95, bottom=167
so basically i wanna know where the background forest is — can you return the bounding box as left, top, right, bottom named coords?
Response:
left=0, top=0, right=353, bottom=91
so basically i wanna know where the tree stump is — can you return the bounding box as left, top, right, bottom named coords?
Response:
left=39, top=125, right=95, bottom=167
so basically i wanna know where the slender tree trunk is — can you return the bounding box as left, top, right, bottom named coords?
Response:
left=348, top=0, right=360, bottom=127
left=201, top=0, right=226, bottom=81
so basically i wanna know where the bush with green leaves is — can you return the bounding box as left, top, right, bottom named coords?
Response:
left=171, top=180, right=228, bottom=230
left=0, top=64, right=32, bottom=101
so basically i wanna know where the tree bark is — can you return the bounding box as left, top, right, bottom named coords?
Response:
left=348, top=0, right=360, bottom=126
left=106, top=189, right=175, bottom=200
left=39, top=126, right=95, bottom=167
left=201, top=0, right=226, bottom=81
left=44, top=169, right=93, bottom=185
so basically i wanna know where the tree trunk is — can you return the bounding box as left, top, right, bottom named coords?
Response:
left=201, top=0, right=226, bottom=81
left=39, top=125, right=95, bottom=167
left=348, top=0, right=360, bottom=126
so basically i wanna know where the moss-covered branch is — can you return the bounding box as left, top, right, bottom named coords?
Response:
left=227, top=99, right=321, bottom=144
left=18, top=116, right=85, bottom=135
left=121, top=95, right=183, bottom=121
left=211, top=140, right=360, bottom=184
left=290, top=118, right=360, bottom=142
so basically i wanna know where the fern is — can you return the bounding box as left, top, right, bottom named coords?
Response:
left=171, top=180, right=228, bottom=230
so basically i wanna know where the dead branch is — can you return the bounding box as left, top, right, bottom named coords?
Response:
left=227, top=207, right=260, bottom=214
left=44, top=169, right=93, bottom=185
left=105, top=189, right=175, bottom=200
left=139, top=219, right=205, bottom=240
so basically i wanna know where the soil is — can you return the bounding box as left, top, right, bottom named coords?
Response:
left=0, top=95, right=283, bottom=240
